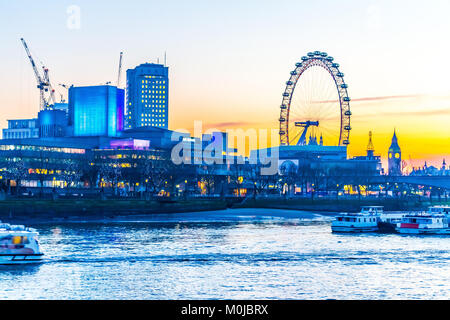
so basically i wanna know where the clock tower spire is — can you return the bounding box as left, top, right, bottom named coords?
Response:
left=388, top=129, right=402, bottom=175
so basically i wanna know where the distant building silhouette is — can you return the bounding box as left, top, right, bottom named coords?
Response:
left=388, top=130, right=402, bottom=176
left=410, top=158, right=449, bottom=176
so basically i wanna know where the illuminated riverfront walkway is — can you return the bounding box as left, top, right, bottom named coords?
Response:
left=367, top=175, right=450, bottom=190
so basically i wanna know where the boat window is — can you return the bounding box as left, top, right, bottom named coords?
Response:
left=12, top=236, right=29, bottom=245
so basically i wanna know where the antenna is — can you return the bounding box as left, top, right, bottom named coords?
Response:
left=164, top=51, right=167, bottom=66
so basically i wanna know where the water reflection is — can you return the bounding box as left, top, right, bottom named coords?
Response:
left=0, top=208, right=448, bottom=300
left=0, top=264, right=42, bottom=276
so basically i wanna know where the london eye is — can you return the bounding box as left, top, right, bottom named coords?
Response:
left=279, top=51, right=351, bottom=147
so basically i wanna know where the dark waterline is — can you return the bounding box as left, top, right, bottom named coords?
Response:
left=0, top=208, right=449, bottom=300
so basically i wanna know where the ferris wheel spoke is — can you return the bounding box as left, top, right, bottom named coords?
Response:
left=280, top=52, right=351, bottom=146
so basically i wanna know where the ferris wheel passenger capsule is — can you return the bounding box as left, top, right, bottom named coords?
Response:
left=326, top=56, right=334, bottom=61
left=341, top=84, right=348, bottom=88
left=290, top=71, right=297, bottom=75
left=345, top=111, right=352, bottom=116
left=307, top=52, right=314, bottom=57
left=295, top=62, right=303, bottom=67
left=343, top=97, right=351, bottom=102
left=321, top=52, right=328, bottom=57
left=301, top=56, right=309, bottom=61
left=344, top=126, right=352, bottom=131
left=286, top=81, right=293, bottom=85
left=332, top=63, right=340, bottom=68
left=283, top=93, right=290, bottom=97
left=336, top=72, right=344, bottom=77
left=314, top=51, right=321, bottom=55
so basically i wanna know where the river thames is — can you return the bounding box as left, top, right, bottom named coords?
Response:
left=0, top=208, right=449, bottom=300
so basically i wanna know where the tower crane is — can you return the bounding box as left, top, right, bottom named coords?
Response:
left=58, top=84, right=70, bottom=103
left=117, top=51, right=123, bottom=88
left=20, top=38, right=56, bottom=110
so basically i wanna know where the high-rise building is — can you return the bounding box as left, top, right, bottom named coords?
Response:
left=126, top=63, right=169, bottom=129
left=388, top=130, right=402, bottom=175
left=68, top=85, right=125, bottom=137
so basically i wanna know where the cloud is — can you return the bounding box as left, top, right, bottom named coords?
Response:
left=378, top=107, right=450, bottom=117
left=313, top=94, right=424, bottom=104
left=203, top=121, right=265, bottom=130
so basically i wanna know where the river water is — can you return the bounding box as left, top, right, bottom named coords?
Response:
left=0, top=208, right=448, bottom=300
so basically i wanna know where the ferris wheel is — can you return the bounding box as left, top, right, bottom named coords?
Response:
left=279, top=51, right=352, bottom=147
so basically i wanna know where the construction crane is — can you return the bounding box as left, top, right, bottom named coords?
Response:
left=58, top=84, right=71, bottom=103
left=20, top=38, right=55, bottom=110
left=117, top=51, right=123, bottom=88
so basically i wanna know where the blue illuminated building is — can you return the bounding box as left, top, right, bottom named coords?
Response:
left=38, top=109, right=67, bottom=138
left=68, top=85, right=124, bottom=137
left=126, top=63, right=169, bottom=129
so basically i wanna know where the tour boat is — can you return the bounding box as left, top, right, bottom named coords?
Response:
left=427, top=205, right=450, bottom=216
left=396, top=212, right=450, bottom=235
left=0, top=222, right=44, bottom=265
left=331, top=206, right=383, bottom=233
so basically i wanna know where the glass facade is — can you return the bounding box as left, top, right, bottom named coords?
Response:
left=126, top=63, right=169, bottom=129
left=69, top=86, right=125, bottom=137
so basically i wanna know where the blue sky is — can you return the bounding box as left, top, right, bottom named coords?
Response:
left=0, top=0, right=449, bottom=165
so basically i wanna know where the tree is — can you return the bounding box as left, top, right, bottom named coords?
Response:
left=80, top=151, right=99, bottom=189
left=36, top=149, right=52, bottom=197
left=229, top=163, right=247, bottom=197
left=5, top=158, right=28, bottom=195
left=198, top=164, right=217, bottom=196
left=99, top=159, right=123, bottom=195
left=61, top=159, right=82, bottom=189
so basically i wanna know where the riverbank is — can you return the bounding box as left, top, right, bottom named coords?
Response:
left=0, top=198, right=228, bottom=223
left=233, top=197, right=450, bottom=212
left=0, top=197, right=448, bottom=224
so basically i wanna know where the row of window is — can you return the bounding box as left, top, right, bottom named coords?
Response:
left=0, top=145, right=85, bottom=154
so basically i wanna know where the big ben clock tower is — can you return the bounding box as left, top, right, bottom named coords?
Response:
left=388, top=130, right=402, bottom=176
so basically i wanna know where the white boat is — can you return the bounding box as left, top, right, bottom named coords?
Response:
left=396, top=212, right=450, bottom=235
left=427, top=205, right=450, bottom=216
left=331, top=206, right=383, bottom=233
left=0, top=222, right=44, bottom=265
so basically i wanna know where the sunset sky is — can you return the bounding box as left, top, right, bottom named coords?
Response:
left=0, top=0, right=449, bottom=170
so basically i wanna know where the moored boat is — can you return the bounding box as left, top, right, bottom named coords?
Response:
left=331, top=206, right=383, bottom=233
left=395, top=213, right=450, bottom=235
left=377, top=213, right=405, bottom=233
left=0, top=222, right=44, bottom=265
left=427, top=205, right=450, bottom=216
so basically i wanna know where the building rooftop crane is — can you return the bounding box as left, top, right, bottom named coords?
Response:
left=117, top=51, right=123, bottom=88
left=20, top=38, right=55, bottom=110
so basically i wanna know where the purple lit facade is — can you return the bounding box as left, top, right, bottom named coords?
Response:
left=109, top=139, right=150, bottom=150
